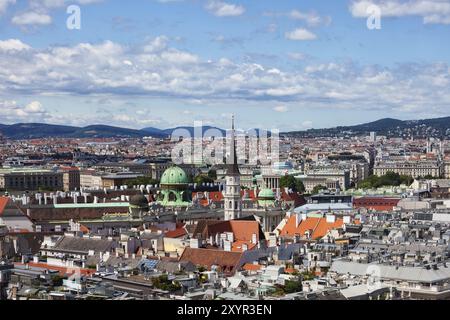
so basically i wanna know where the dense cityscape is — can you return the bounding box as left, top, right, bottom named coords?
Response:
left=2, top=120, right=450, bottom=301
left=1, top=0, right=450, bottom=310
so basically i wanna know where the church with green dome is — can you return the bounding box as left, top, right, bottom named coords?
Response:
left=158, top=165, right=192, bottom=208
left=257, top=188, right=276, bottom=207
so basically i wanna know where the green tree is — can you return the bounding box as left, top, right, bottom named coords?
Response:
left=51, top=275, right=64, bottom=287
left=359, top=175, right=380, bottom=189
left=280, top=175, right=305, bottom=193
left=126, top=177, right=159, bottom=187
left=400, top=175, right=414, bottom=185
left=152, top=274, right=181, bottom=292
left=284, top=277, right=303, bottom=294
left=301, top=271, right=315, bottom=281
left=312, top=185, right=327, bottom=194
left=359, top=172, right=414, bottom=189
left=270, top=277, right=303, bottom=296
left=295, top=180, right=305, bottom=193
left=197, top=266, right=207, bottom=273
left=379, top=171, right=401, bottom=186
left=194, top=174, right=214, bottom=185
left=207, top=169, right=217, bottom=180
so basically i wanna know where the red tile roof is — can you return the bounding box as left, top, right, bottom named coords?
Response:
left=79, top=224, right=90, bottom=234
left=353, top=197, right=401, bottom=211
left=165, top=227, right=187, bottom=238
left=192, top=190, right=263, bottom=208
left=242, top=263, right=262, bottom=272
left=0, top=197, right=10, bottom=216
left=192, top=191, right=225, bottom=207
left=281, top=191, right=307, bottom=207
left=14, top=262, right=96, bottom=276
left=285, top=267, right=298, bottom=274
left=242, top=189, right=258, bottom=200
left=194, top=220, right=263, bottom=243
left=280, top=216, right=345, bottom=240
left=179, top=247, right=243, bottom=275
left=231, top=240, right=257, bottom=252
left=229, top=220, right=261, bottom=242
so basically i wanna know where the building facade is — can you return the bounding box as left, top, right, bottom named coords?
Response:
left=60, top=167, right=81, bottom=192
left=374, top=160, right=444, bottom=178
left=0, top=168, right=63, bottom=191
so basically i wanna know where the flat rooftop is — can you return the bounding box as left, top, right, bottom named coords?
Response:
left=0, top=167, right=56, bottom=174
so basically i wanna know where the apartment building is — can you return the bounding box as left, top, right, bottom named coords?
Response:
left=298, top=169, right=351, bottom=193
left=80, top=170, right=105, bottom=189
left=374, top=160, right=444, bottom=178
left=59, top=167, right=81, bottom=192
left=0, top=168, right=63, bottom=191
left=445, top=160, right=450, bottom=179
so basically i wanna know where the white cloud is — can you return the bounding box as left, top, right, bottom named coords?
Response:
left=285, top=28, right=317, bottom=40
left=143, top=35, right=169, bottom=53
left=0, top=39, right=30, bottom=52
left=0, top=100, right=49, bottom=122
left=12, top=11, right=52, bottom=25
left=0, top=37, right=449, bottom=123
left=264, top=9, right=331, bottom=27
left=287, top=52, right=307, bottom=61
left=9, top=0, right=103, bottom=27
left=350, top=0, right=450, bottom=24
left=160, top=49, right=198, bottom=64
left=273, top=105, right=289, bottom=113
left=24, top=101, right=45, bottom=113
left=32, top=0, right=103, bottom=9
left=289, top=9, right=332, bottom=26
left=0, top=0, right=15, bottom=15
left=205, top=0, right=245, bottom=17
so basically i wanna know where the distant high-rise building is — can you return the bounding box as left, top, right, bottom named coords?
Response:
left=369, top=131, right=377, bottom=142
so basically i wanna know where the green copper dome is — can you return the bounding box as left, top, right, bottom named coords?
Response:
left=258, top=188, right=275, bottom=199
left=158, top=166, right=191, bottom=207
left=258, top=188, right=276, bottom=208
left=160, top=166, right=189, bottom=185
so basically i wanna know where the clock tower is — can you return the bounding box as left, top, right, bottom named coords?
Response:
left=223, top=115, right=242, bottom=221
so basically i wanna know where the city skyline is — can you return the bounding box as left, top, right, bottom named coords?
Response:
left=0, top=0, right=449, bottom=131
left=3, top=1, right=450, bottom=305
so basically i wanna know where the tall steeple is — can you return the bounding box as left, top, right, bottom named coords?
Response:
left=226, top=114, right=240, bottom=176
left=223, top=114, right=242, bottom=221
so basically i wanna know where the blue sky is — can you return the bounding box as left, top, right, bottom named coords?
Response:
left=0, top=0, right=450, bottom=131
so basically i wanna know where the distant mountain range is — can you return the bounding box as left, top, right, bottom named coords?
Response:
left=141, top=126, right=226, bottom=137
left=1, top=116, right=449, bottom=139
left=0, top=123, right=150, bottom=139
left=284, top=116, right=450, bottom=138
left=0, top=123, right=226, bottom=139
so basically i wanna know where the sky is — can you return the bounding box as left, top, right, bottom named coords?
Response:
left=0, top=0, right=449, bottom=131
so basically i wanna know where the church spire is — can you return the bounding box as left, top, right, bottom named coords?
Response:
left=226, top=114, right=240, bottom=175
left=223, top=114, right=242, bottom=221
